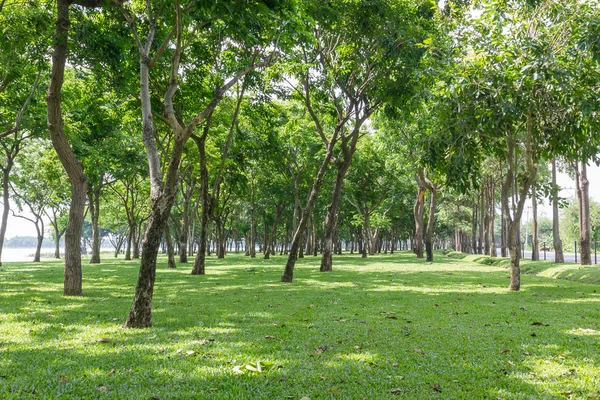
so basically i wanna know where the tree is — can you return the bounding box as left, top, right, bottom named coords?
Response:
left=0, top=1, right=49, bottom=266
left=119, top=0, right=292, bottom=327
left=427, top=0, right=600, bottom=290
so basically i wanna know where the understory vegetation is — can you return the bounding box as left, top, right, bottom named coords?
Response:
left=1, top=253, right=599, bottom=399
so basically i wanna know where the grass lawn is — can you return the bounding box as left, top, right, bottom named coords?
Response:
left=1, top=251, right=600, bottom=399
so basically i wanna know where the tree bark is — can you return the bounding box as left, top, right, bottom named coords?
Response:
left=249, top=173, right=257, bottom=258
left=488, top=179, right=497, bottom=257
left=88, top=179, right=103, bottom=264
left=282, top=139, right=336, bottom=282
left=33, top=217, right=44, bottom=262
left=165, top=226, right=176, bottom=269
left=425, top=186, right=436, bottom=262
left=47, top=0, right=87, bottom=296
left=471, top=198, right=477, bottom=255
left=531, top=183, right=539, bottom=261
left=578, top=162, right=591, bottom=265
left=413, top=173, right=426, bottom=258
left=0, top=164, right=12, bottom=267
left=320, top=151, right=353, bottom=271
left=551, top=157, right=564, bottom=263
left=191, top=122, right=211, bottom=275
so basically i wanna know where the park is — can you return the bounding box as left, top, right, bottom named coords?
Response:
left=2, top=0, right=600, bottom=398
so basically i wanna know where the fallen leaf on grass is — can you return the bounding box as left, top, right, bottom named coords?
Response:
left=320, top=376, right=327, bottom=380
left=392, top=363, right=399, bottom=367
left=233, top=361, right=275, bottom=374
left=500, top=349, right=511, bottom=354
left=354, top=345, right=361, bottom=350
left=314, top=346, right=327, bottom=354
left=265, top=335, right=277, bottom=339
left=98, top=386, right=109, bottom=392
left=329, top=388, right=339, bottom=393
left=97, top=338, right=111, bottom=343
left=385, top=315, right=398, bottom=320
left=413, top=348, right=424, bottom=355
left=108, top=369, right=115, bottom=375
left=391, top=388, right=403, bottom=394
left=432, top=384, right=442, bottom=392
left=186, top=350, right=195, bottom=356
left=59, top=375, right=66, bottom=384
left=531, top=321, right=549, bottom=326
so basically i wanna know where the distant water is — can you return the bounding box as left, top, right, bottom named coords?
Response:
left=1, top=247, right=116, bottom=263
left=1, top=247, right=47, bottom=262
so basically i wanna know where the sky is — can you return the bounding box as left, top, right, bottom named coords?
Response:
left=3, top=163, right=600, bottom=239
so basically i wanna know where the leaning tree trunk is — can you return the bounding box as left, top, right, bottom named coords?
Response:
left=551, top=157, right=564, bottom=263
left=124, top=37, right=184, bottom=327
left=282, top=140, right=336, bottom=282
left=578, top=162, right=591, bottom=265
left=321, top=157, right=352, bottom=272
left=47, top=0, right=87, bottom=296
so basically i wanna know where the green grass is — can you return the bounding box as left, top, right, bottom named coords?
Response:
left=1, top=251, right=600, bottom=399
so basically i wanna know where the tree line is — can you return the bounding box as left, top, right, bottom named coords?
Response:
left=1, top=0, right=599, bottom=327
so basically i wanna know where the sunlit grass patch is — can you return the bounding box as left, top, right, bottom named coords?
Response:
left=1, top=252, right=600, bottom=398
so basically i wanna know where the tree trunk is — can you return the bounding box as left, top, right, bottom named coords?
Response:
left=53, top=224, right=62, bottom=259
left=249, top=174, right=256, bottom=258
left=165, top=226, right=176, bottom=269
left=425, top=187, right=436, bottom=262
left=321, top=157, right=352, bottom=271
left=0, top=164, right=12, bottom=267
left=125, top=224, right=134, bottom=261
left=133, top=223, right=142, bottom=259
left=191, top=128, right=211, bottom=275
left=47, top=0, right=87, bottom=296
left=531, top=183, right=539, bottom=261
left=578, top=162, right=591, bottom=265
left=483, top=181, right=490, bottom=256
left=33, top=218, right=44, bottom=262
left=551, top=157, right=564, bottom=263
left=88, top=182, right=102, bottom=264
left=478, top=190, right=484, bottom=254
left=488, top=180, right=497, bottom=257
left=282, top=140, right=336, bottom=282
left=507, top=219, right=521, bottom=290
left=471, top=199, right=477, bottom=255
left=125, top=34, right=185, bottom=327
left=413, top=174, right=426, bottom=258
left=178, top=181, right=192, bottom=263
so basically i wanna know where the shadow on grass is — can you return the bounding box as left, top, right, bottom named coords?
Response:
left=1, top=252, right=600, bottom=398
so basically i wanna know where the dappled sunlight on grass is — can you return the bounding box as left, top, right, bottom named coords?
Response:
left=2, top=252, right=600, bottom=398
